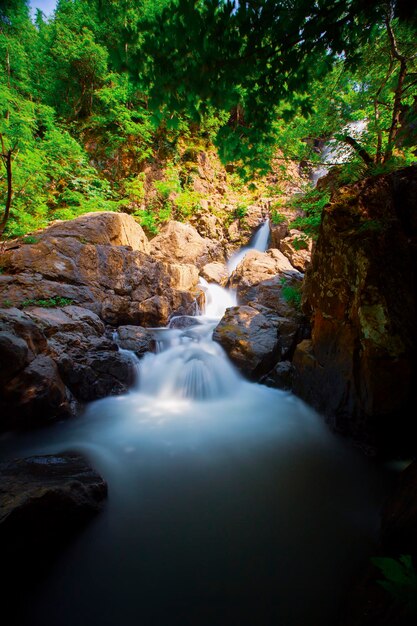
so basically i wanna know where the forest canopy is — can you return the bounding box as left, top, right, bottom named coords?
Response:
left=1, top=0, right=416, bottom=236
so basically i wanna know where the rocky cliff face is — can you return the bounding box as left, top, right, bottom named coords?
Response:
left=293, top=165, right=417, bottom=454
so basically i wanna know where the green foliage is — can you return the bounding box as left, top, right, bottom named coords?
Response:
left=372, top=555, right=417, bottom=616
left=174, top=189, right=201, bottom=218
left=280, top=278, right=302, bottom=310
left=1, top=0, right=416, bottom=238
left=21, top=296, right=74, bottom=308
left=154, top=166, right=181, bottom=200
left=21, top=235, right=39, bottom=244
left=270, top=209, right=287, bottom=225
left=291, top=188, right=331, bottom=238
left=2, top=299, right=13, bottom=308
left=292, top=235, right=309, bottom=250
left=234, top=203, right=248, bottom=220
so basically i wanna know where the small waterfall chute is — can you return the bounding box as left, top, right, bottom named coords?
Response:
left=227, top=219, right=270, bottom=274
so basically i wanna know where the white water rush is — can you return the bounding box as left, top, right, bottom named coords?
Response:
left=227, top=219, right=270, bottom=273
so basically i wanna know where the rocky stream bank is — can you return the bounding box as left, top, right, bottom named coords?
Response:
left=1, top=165, right=417, bottom=625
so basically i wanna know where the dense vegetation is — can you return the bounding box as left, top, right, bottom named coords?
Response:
left=1, top=0, right=416, bottom=238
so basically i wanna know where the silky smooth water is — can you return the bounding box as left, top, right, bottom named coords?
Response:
left=0, top=232, right=387, bottom=626
left=227, top=220, right=271, bottom=273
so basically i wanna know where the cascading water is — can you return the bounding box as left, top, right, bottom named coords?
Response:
left=312, top=120, right=367, bottom=186
left=0, top=229, right=388, bottom=626
left=227, top=219, right=270, bottom=273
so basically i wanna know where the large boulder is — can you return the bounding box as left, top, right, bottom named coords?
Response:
left=149, top=220, right=225, bottom=268
left=200, top=261, right=229, bottom=286
left=38, top=211, right=150, bottom=252
left=1, top=354, right=73, bottom=429
left=26, top=306, right=135, bottom=402
left=0, top=212, right=201, bottom=327
left=0, top=453, right=107, bottom=550
left=293, top=165, right=417, bottom=454
left=0, top=306, right=138, bottom=429
left=229, top=248, right=302, bottom=303
left=213, top=305, right=280, bottom=378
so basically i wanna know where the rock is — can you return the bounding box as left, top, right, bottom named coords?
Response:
left=381, top=461, right=417, bottom=557
left=0, top=331, right=30, bottom=382
left=293, top=165, right=417, bottom=454
left=57, top=349, right=134, bottom=402
left=115, top=325, right=155, bottom=355
left=149, top=220, right=225, bottom=268
left=192, top=212, right=224, bottom=241
left=39, top=211, right=150, bottom=252
left=25, top=305, right=105, bottom=338
left=241, top=275, right=303, bottom=320
left=0, top=213, right=201, bottom=327
left=340, top=461, right=417, bottom=626
left=261, top=361, right=295, bottom=390
left=244, top=205, right=266, bottom=229
left=1, top=354, right=73, bottom=429
left=279, top=229, right=312, bottom=272
left=200, top=261, right=229, bottom=286
left=229, top=249, right=301, bottom=302
left=0, top=453, right=107, bottom=547
left=269, top=222, right=289, bottom=248
left=0, top=306, right=48, bottom=356
left=25, top=306, right=135, bottom=402
left=227, top=220, right=242, bottom=243
left=213, top=305, right=280, bottom=378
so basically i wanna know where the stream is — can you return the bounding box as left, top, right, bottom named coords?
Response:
left=0, top=223, right=387, bottom=626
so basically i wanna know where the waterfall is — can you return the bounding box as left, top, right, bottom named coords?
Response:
left=0, top=215, right=388, bottom=626
left=312, top=120, right=367, bottom=186
left=227, top=219, right=270, bottom=274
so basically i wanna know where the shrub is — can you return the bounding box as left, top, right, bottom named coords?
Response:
left=21, top=297, right=74, bottom=308
left=280, top=278, right=302, bottom=310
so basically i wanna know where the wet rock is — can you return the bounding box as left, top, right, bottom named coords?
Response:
left=115, top=325, right=155, bottom=355
left=1, top=354, right=73, bottom=429
left=0, top=452, right=107, bottom=548
left=200, top=261, right=229, bottom=286
left=261, top=361, right=295, bottom=390
left=213, top=305, right=280, bottom=378
left=57, top=349, right=134, bottom=402
left=293, top=165, right=417, bottom=453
